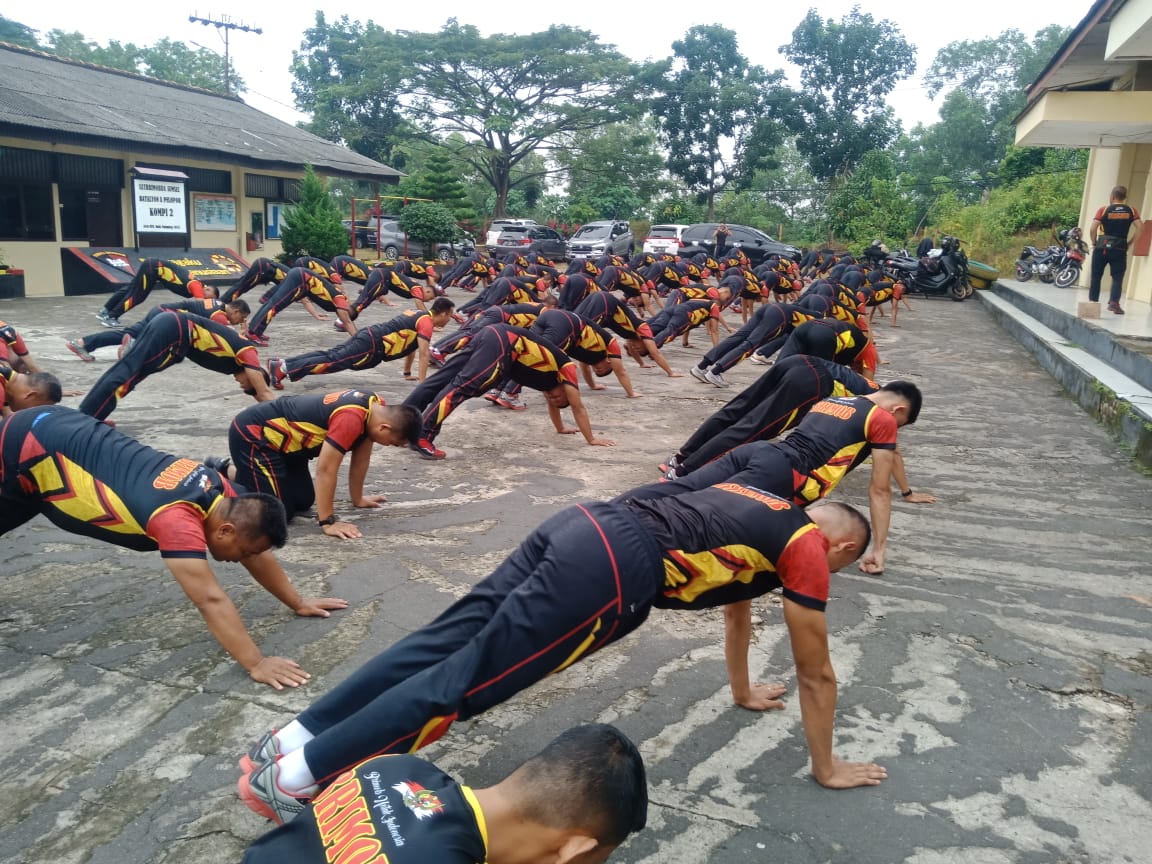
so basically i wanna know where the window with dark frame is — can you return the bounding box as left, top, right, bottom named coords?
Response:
left=0, top=183, right=55, bottom=240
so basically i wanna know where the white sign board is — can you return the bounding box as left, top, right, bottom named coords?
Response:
left=133, top=178, right=187, bottom=233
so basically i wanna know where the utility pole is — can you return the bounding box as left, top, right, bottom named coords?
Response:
left=188, top=13, right=262, bottom=97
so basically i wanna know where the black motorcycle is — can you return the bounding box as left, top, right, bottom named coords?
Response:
left=882, top=235, right=971, bottom=302
left=1015, top=242, right=1062, bottom=283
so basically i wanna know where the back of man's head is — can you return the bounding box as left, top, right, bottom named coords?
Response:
left=504, top=724, right=647, bottom=849
left=228, top=299, right=252, bottom=316
left=812, top=500, right=872, bottom=557
left=228, top=493, right=288, bottom=548
left=430, top=297, right=456, bottom=315
left=26, top=371, right=63, bottom=405
left=879, top=380, right=922, bottom=425
left=384, top=403, right=423, bottom=446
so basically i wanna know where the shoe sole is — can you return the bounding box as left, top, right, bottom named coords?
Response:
left=236, top=772, right=283, bottom=824
left=66, top=343, right=94, bottom=363
left=238, top=754, right=257, bottom=775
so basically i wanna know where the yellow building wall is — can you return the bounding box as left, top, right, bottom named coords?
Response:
left=0, top=135, right=306, bottom=297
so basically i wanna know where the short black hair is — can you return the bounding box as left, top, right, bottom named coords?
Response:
left=429, top=297, right=456, bottom=315
left=27, top=371, right=63, bottom=404
left=880, top=380, right=922, bottom=425
left=227, top=299, right=251, bottom=316
left=820, top=501, right=871, bottom=557
left=229, top=493, right=288, bottom=548
left=385, top=404, right=424, bottom=446
left=508, top=723, right=648, bottom=847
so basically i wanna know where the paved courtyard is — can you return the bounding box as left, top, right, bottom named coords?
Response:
left=1, top=288, right=1150, bottom=863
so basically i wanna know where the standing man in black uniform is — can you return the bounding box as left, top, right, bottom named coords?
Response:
left=1089, top=185, right=1143, bottom=314
left=0, top=406, right=346, bottom=688
left=224, top=391, right=421, bottom=538
left=78, top=311, right=275, bottom=419
left=235, top=486, right=883, bottom=826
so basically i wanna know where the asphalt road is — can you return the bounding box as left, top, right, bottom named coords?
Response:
left=1, top=287, right=1149, bottom=864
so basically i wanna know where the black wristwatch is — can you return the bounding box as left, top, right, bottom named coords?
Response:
left=901, top=489, right=913, bottom=498
left=317, top=515, right=337, bottom=526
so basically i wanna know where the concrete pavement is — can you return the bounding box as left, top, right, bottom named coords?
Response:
left=1, top=288, right=1149, bottom=863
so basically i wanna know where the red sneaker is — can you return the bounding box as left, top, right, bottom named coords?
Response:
left=410, top=438, right=446, bottom=460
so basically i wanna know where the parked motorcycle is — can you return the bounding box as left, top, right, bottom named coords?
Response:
left=882, top=235, right=971, bottom=302
left=1053, top=227, right=1089, bottom=288
left=1015, top=242, right=1062, bottom=283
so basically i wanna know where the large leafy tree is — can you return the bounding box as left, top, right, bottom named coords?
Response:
left=649, top=26, right=789, bottom=219
left=36, top=29, right=242, bottom=93
left=291, top=14, right=408, bottom=167
left=826, top=150, right=914, bottom=248
left=781, top=7, right=914, bottom=181
left=554, top=121, right=671, bottom=218
left=398, top=21, right=643, bottom=217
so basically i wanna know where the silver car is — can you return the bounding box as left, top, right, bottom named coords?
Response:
left=566, top=220, right=635, bottom=258
left=367, top=219, right=474, bottom=262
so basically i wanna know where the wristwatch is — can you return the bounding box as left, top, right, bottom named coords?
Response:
left=317, top=516, right=337, bottom=526
left=901, top=489, right=913, bottom=498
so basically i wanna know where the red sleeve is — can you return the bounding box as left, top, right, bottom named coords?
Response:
left=416, top=315, right=435, bottom=340
left=146, top=504, right=209, bottom=558
left=235, top=345, right=263, bottom=371
left=559, top=361, right=579, bottom=387
left=709, top=303, right=721, bottom=319
left=856, top=341, right=879, bottom=374
left=865, top=404, right=898, bottom=450
left=776, top=528, right=831, bottom=610
left=411, top=285, right=427, bottom=302
left=209, top=310, right=230, bottom=325
left=1094, top=207, right=1106, bottom=221
left=325, top=405, right=368, bottom=453
left=0, top=382, right=8, bottom=411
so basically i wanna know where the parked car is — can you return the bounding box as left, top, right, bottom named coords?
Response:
left=490, top=224, right=568, bottom=260
left=485, top=218, right=538, bottom=247
left=642, top=223, right=690, bottom=256
left=366, top=219, right=474, bottom=261
left=678, top=222, right=800, bottom=265
left=566, top=220, right=635, bottom=258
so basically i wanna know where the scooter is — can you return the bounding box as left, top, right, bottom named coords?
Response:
left=882, top=236, right=971, bottom=302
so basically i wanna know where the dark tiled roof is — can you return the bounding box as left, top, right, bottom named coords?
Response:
left=0, top=43, right=402, bottom=183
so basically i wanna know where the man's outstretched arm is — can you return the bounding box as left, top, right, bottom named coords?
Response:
left=783, top=597, right=886, bottom=788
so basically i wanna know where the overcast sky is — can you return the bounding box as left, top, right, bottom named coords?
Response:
left=13, top=1, right=1087, bottom=131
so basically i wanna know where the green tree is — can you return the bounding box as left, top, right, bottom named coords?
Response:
left=781, top=7, right=914, bottom=181
left=651, top=196, right=704, bottom=225
left=0, top=15, right=40, bottom=48
left=42, top=29, right=241, bottom=93
left=649, top=26, right=789, bottom=218
left=398, top=201, right=459, bottom=249
left=397, top=21, right=642, bottom=217
left=554, top=121, right=671, bottom=215
left=410, top=150, right=479, bottom=234
left=278, top=166, right=349, bottom=261
left=291, top=14, right=409, bottom=166
left=826, top=150, right=914, bottom=248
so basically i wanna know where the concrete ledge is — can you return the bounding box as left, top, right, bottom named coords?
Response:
left=990, top=282, right=1152, bottom=392
left=977, top=290, right=1152, bottom=467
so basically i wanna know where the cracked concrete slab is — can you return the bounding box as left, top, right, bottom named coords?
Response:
left=1, top=290, right=1149, bottom=863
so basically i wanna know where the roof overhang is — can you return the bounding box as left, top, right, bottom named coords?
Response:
left=1016, top=90, right=1152, bottom=147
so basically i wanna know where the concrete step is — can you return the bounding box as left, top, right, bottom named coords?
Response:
left=976, top=286, right=1152, bottom=467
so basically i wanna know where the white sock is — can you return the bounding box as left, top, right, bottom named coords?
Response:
left=276, top=719, right=315, bottom=754
left=276, top=748, right=318, bottom=797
